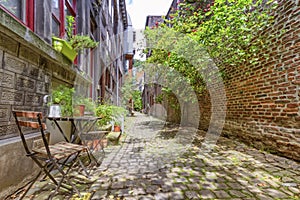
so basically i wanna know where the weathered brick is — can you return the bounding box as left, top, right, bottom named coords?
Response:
left=0, top=105, right=10, bottom=122
left=0, top=122, right=18, bottom=139
left=19, top=45, right=39, bottom=66
left=16, top=74, right=36, bottom=92
left=3, top=54, right=27, bottom=74
left=0, top=69, right=14, bottom=88
left=287, top=103, right=299, bottom=108
left=0, top=88, right=24, bottom=105
left=36, top=81, right=49, bottom=94
left=198, top=0, right=300, bottom=161
left=0, top=50, right=3, bottom=67
left=24, top=93, right=43, bottom=106
left=0, top=33, right=18, bottom=56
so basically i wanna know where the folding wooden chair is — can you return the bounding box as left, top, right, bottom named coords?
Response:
left=12, top=110, right=88, bottom=198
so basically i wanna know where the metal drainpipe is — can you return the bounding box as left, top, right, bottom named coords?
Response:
left=116, top=60, right=119, bottom=106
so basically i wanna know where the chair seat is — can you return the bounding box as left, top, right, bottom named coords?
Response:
left=33, top=142, right=87, bottom=160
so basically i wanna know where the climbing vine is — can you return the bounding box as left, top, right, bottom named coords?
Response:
left=167, top=0, right=278, bottom=66
left=144, top=0, right=278, bottom=87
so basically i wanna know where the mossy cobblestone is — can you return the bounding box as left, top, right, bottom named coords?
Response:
left=8, top=113, right=300, bottom=199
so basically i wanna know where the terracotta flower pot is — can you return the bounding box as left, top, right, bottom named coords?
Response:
left=74, top=105, right=85, bottom=117
left=113, top=125, right=121, bottom=132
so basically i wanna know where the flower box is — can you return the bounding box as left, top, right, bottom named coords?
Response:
left=52, top=37, right=77, bottom=62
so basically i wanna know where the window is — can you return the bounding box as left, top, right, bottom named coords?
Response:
left=0, top=0, right=34, bottom=30
left=51, top=0, right=76, bottom=37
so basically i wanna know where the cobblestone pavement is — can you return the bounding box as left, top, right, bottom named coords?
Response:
left=9, top=112, right=300, bottom=199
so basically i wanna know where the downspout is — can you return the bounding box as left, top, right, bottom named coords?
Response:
left=116, top=61, right=119, bottom=106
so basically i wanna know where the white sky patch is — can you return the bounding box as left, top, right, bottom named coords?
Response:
left=125, top=0, right=173, bottom=29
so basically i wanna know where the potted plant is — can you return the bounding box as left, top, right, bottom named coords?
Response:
left=95, top=104, right=126, bottom=131
left=52, top=37, right=77, bottom=61
left=50, top=85, right=75, bottom=117
left=74, top=97, right=96, bottom=116
left=66, top=16, right=99, bottom=51
left=95, top=104, right=114, bottom=127
left=52, top=15, right=98, bottom=61
left=110, top=106, right=127, bottom=132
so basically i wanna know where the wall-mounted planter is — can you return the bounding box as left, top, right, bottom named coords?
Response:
left=52, top=37, right=77, bottom=62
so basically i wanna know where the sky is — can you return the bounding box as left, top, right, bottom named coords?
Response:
left=125, top=0, right=173, bottom=29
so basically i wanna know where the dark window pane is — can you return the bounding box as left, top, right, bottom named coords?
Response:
left=67, top=0, right=73, bottom=5
left=51, top=0, right=60, bottom=18
left=65, top=4, right=72, bottom=17
left=52, top=17, right=60, bottom=36
left=0, top=0, right=23, bottom=19
left=64, top=4, right=75, bottom=35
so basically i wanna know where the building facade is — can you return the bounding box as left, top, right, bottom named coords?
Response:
left=0, top=0, right=132, bottom=197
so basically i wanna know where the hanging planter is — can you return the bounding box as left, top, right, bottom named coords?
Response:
left=52, top=36, right=77, bottom=62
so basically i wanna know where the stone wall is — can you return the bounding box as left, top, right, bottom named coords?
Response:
left=0, top=9, right=79, bottom=197
left=0, top=33, right=77, bottom=139
left=198, top=0, right=300, bottom=161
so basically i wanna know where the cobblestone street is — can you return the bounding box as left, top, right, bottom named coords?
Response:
left=11, top=112, right=300, bottom=199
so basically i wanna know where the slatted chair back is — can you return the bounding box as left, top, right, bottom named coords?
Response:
left=11, top=110, right=90, bottom=198
left=12, top=111, right=49, bottom=156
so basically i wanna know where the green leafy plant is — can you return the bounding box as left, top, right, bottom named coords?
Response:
left=121, top=77, right=143, bottom=112
left=111, top=106, right=127, bottom=126
left=165, top=0, right=278, bottom=66
left=95, top=104, right=114, bottom=126
left=95, top=104, right=126, bottom=126
left=51, top=85, right=75, bottom=117
left=132, top=90, right=142, bottom=111
left=66, top=16, right=98, bottom=51
left=143, top=0, right=278, bottom=121
left=74, top=97, right=96, bottom=114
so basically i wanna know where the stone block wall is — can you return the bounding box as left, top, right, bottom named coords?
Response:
left=0, top=32, right=78, bottom=139
left=0, top=45, right=48, bottom=139
left=0, top=10, right=78, bottom=197
left=198, top=0, right=300, bottom=160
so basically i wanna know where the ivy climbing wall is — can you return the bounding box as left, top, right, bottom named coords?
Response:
left=198, top=0, right=300, bottom=160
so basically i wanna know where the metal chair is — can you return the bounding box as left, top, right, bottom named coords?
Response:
left=12, top=110, right=88, bottom=199
left=80, top=130, right=109, bottom=162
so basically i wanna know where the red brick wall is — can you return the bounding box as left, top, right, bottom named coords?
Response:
left=198, top=0, right=300, bottom=160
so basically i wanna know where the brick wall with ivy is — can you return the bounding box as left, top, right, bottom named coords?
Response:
left=198, top=0, right=300, bottom=160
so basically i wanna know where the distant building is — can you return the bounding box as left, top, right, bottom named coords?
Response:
left=141, top=15, right=165, bottom=115
left=145, top=15, right=164, bottom=29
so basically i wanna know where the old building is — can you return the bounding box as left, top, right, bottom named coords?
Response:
left=0, top=0, right=132, bottom=197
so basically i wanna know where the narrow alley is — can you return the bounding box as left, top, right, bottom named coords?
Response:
left=9, top=112, right=300, bottom=200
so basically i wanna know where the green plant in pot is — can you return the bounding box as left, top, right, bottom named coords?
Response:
left=95, top=104, right=126, bottom=131
left=66, top=16, right=98, bottom=51
left=50, top=85, right=75, bottom=117
left=110, top=106, right=127, bottom=132
left=52, top=37, right=77, bottom=61
left=95, top=104, right=114, bottom=127
left=74, top=96, right=96, bottom=116
left=52, top=15, right=98, bottom=61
